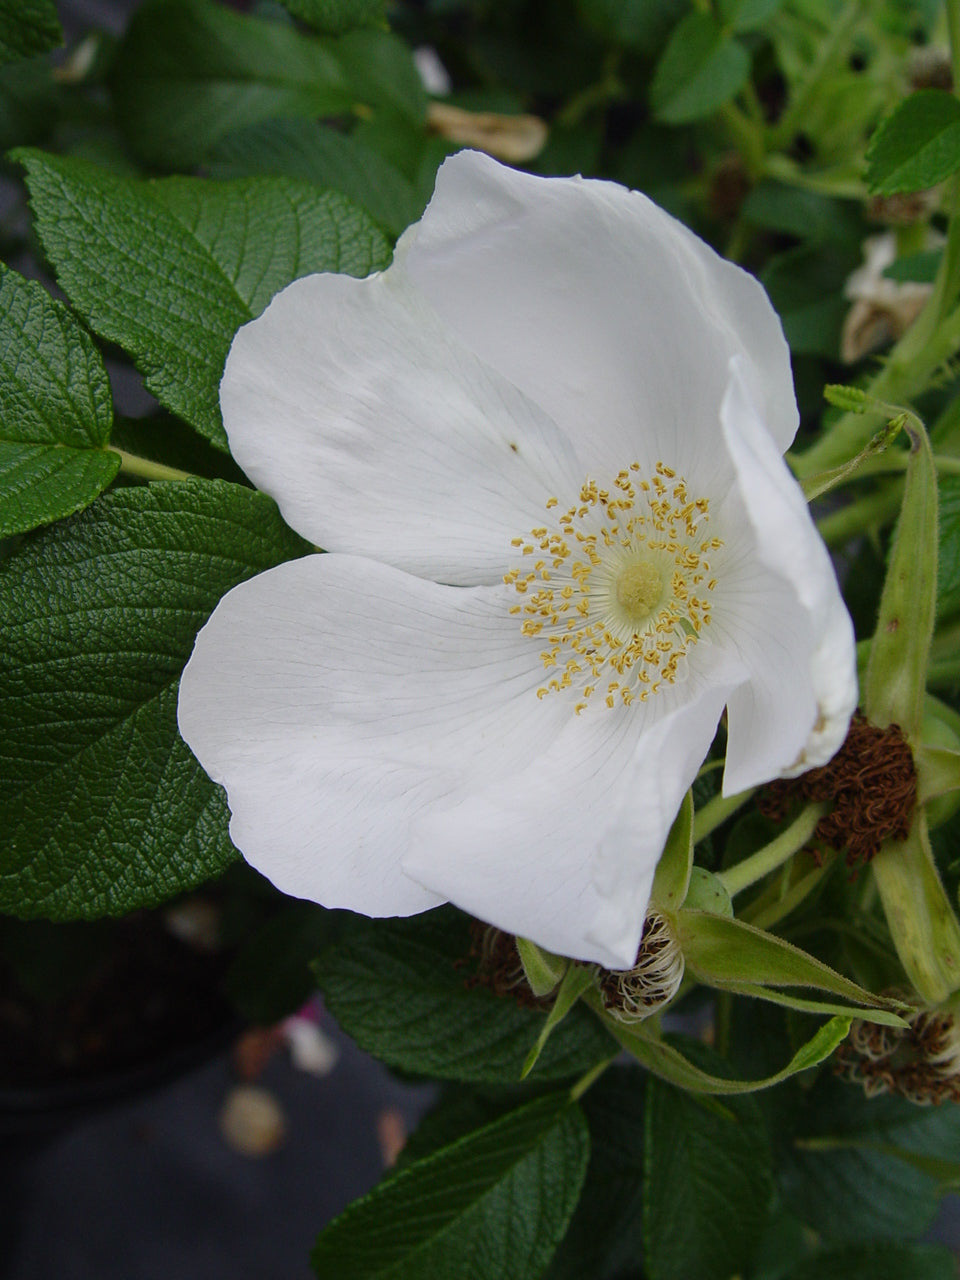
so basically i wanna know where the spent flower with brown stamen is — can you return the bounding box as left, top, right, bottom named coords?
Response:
left=759, top=711, right=916, bottom=869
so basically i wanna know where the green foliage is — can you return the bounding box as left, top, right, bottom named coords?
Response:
left=17, top=151, right=390, bottom=450
left=0, top=265, right=119, bottom=538
left=0, top=0, right=61, bottom=67
left=210, top=118, right=422, bottom=237
left=938, top=476, right=960, bottom=619
left=275, top=0, right=385, bottom=35
left=643, top=1043, right=773, bottom=1280
left=574, top=0, right=684, bottom=55
left=314, top=908, right=616, bottom=1083
left=867, top=90, right=960, bottom=196
left=333, top=27, right=427, bottom=125
left=310, top=1093, right=590, bottom=1279
left=650, top=12, right=750, bottom=124
left=225, top=901, right=334, bottom=1024
left=110, top=0, right=354, bottom=170
left=780, top=1244, right=957, bottom=1280
left=545, top=1066, right=646, bottom=1280
left=0, top=481, right=307, bottom=920
left=717, top=0, right=784, bottom=31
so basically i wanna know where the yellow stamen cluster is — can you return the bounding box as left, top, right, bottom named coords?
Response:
left=505, top=462, right=721, bottom=712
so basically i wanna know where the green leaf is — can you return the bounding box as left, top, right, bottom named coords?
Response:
left=314, top=908, right=616, bottom=1083
left=650, top=13, right=750, bottom=125
left=575, top=0, right=685, bottom=55
left=333, top=27, right=427, bottom=126
left=884, top=248, right=943, bottom=284
left=225, top=901, right=333, bottom=1024
left=0, top=480, right=308, bottom=920
left=607, top=1012, right=852, bottom=1095
left=717, top=0, right=784, bottom=31
left=676, top=910, right=905, bottom=1015
left=866, top=91, right=960, bottom=196
left=545, top=1065, right=646, bottom=1280
left=16, top=151, right=390, bottom=450
left=310, top=1094, right=590, bottom=1279
left=0, top=0, right=62, bottom=67
left=210, top=118, right=421, bottom=237
left=110, top=0, right=355, bottom=170
left=515, top=937, right=567, bottom=998
left=782, top=1244, right=957, bottom=1280
left=0, top=265, right=119, bottom=538
left=644, top=1043, right=773, bottom=1280
left=743, top=182, right=863, bottom=246
left=761, top=243, right=859, bottom=358
left=276, top=0, right=385, bottom=35
left=938, top=475, right=960, bottom=618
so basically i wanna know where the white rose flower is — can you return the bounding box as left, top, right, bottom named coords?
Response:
left=177, top=151, right=857, bottom=969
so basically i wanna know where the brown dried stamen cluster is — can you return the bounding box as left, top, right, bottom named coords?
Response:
left=758, top=712, right=916, bottom=868
left=835, top=1007, right=960, bottom=1105
left=598, top=910, right=684, bottom=1023
left=460, top=921, right=548, bottom=1010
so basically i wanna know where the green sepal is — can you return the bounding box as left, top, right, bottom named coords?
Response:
left=865, top=418, right=938, bottom=739
left=799, top=414, right=905, bottom=503
left=516, top=936, right=567, bottom=998
left=871, top=810, right=960, bottom=1004
left=823, top=383, right=869, bottom=413
left=651, top=789, right=694, bottom=913
left=676, top=910, right=906, bottom=1017
left=703, top=981, right=906, bottom=1026
left=600, top=1005, right=852, bottom=1095
left=917, top=743, right=960, bottom=804
left=681, top=866, right=733, bottom=918
left=521, top=964, right=598, bottom=1079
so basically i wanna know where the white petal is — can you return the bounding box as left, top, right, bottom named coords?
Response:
left=716, top=360, right=857, bottom=794
left=221, top=254, right=580, bottom=585
left=405, top=150, right=798, bottom=490
left=405, top=649, right=745, bottom=969
left=177, top=554, right=573, bottom=916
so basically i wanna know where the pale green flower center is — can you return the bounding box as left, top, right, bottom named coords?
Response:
left=505, top=461, right=722, bottom=712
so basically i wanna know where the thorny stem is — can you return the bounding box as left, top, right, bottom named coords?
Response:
left=717, top=803, right=827, bottom=898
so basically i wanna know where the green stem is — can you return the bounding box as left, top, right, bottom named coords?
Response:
left=692, top=787, right=755, bottom=844
left=569, top=1055, right=616, bottom=1102
left=948, top=0, right=960, bottom=99
left=717, top=803, right=827, bottom=898
left=770, top=0, right=863, bottom=150
left=720, top=103, right=764, bottom=180
left=115, top=449, right=193, bottom=482
left=816, top=482, right=902, bottom=547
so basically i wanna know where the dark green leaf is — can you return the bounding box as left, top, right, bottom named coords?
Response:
left=110, top=0, right=355, bottom=170
left=333, top=27, right=427, bottom=125
left=276, top=0, right=385, bottom=34
left=781, top=1243, right=956, bottom=1280
left=650, top=12, right=750, bottom=125
left=17, top=151, right=390, bottom=450
left=884, top=248, right=942, bottom=283
left=546, top=1065, right=646, bottom=1280
left=311, top=1094, right=590, bottom=1279
left=643, top=1041, right=773, bottom=1280
left=761, top=243, right=860, bottom=357
left=0, top=0, right=61, bottom=67
left=938, top=476, right=960, bottom=619
left=717, top=0, right=784, bottom=31
left=314, top=908, right=616, bottom=1083
left=866, top=90, right=960, bottom=195
left=210, top=118, right=421, bottom=236
left=742, top=181, right=863, bottom=246
left=575, top=0, right=685, bottom=56
left=0, top=480, right=308, bottom=920
left=225, top=901, right=334, bottom=1023
left=0, top=265, right=119, bottom=537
